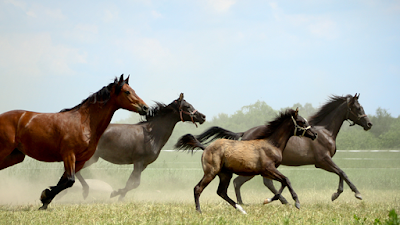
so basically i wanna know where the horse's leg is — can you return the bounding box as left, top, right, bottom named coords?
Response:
left=263, top=177, right=289, bottom=205
left=218, top=172, right=247, bottom=214
left=262, top=167, right=300, bottom=209
left=39, top=154, right=79, bottom=210
left=75, top=172, right=88, bottom=199
left=316, top=155, right=362, bottom=201
left=0, top=149, right=25, bottom=170
left=232, top=175, right=254, bottom=205
left=194, top=173, right=216, bottom=213
left=331, top=177, right=344, bottom=201
left=110, top=162, right=145, bottom=200
left=76, top=154, right=100, bottom=199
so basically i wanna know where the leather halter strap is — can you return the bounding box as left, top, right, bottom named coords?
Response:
left=176, top=100, right=198, bottom=127
left=291, top=116, right=311, bottom=137
left=346, top=101, right=367, bottom=126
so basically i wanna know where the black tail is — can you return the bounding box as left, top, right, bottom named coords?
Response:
left=174, top=134, right=206, bottom=153
left=195, top=126, right=243, bottom=144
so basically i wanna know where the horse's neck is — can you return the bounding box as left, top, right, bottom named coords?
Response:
left=80, top=101, right=118, bottom=143
left=266, top=124, right=293, bottom=152
left=313, top=103, right=347, bottom=140
left=147, top=113, right=180, bottom=151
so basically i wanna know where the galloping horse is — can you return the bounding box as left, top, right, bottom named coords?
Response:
left=196, top=94, right=372, bottom=204
left=175, top=109, right=317, bottom=214
left=75, top=93, right=206, bottom=200
left=0, top=75, right=148, bottom=209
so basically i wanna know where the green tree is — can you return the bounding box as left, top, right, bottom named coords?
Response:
left=370, top=108, right=395, bottom=137
left=379, top=117, right=400, bottom=149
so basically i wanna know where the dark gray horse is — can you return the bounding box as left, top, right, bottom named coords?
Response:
left=76, top=93, right=206, bottom=200
left=196, top=94, right=372, bottom=204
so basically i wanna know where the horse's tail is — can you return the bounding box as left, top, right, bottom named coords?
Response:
left=195, top=126, right=243, bottom=144
left=175, top=134, right=206, bottom=153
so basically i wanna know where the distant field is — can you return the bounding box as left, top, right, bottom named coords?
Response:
left=0, top=150, right=399, bottom=224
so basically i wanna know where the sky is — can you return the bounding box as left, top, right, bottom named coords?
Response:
left=0, top=0, right=399, bottom=122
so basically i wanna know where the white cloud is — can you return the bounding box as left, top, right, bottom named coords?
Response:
left=0, top=33, right=87, bottom=78
left=308, top=20, right=339, bottom=40
left=103, top=8, right=119, bottom=23
left=151, top=10, right=162, bottom=19
left=269, top=2, right=339, bottom=40
left=207, top=0, right=236, bottom=13
left=116, top=36, right=177, bottom=72
left=4, top=0, right=26, bottom=10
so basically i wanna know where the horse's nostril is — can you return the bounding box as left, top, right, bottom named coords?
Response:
left=368, top=122, right=373, bottom=127
left=143, top=105, right=149, bottom=111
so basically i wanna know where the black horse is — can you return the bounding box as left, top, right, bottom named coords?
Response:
left=196, top=94, right=372, bottom=204
left=75, top=93, right=206, bottom=200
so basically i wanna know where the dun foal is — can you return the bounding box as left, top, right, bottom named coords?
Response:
left=175, top=109, right=317, bottom=214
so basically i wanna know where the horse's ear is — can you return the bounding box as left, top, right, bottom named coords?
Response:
left=356, top=93, right=360, bottom=99
left=119, top=74, right=124, bottom=84
left=179, top=93, right=184, bottom=101
left=295, top=107, right=299, bottom=117
left=125, top=75, right=130, bottom=85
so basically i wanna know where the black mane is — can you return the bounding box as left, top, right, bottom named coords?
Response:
left=308, top=95, right=351, bottom=126
left=140, top=101, right=178, bottom=123
left=254, top=109, right=295, bottom=140
left=60, top=76, right=126, bottom=112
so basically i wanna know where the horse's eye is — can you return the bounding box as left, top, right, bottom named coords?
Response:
left=125, top=91, right=130, bottom=95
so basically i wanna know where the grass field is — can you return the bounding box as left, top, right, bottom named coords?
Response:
left=0, top=150, right=399, bottom=224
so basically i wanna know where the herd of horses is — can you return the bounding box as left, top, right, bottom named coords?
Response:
left=0, top=75, right=373, bottom=213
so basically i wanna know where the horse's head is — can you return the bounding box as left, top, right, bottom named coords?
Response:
left=292, top=108, right=318, bottom=140
left=175, top=93, right=206, bottom=127
left=114, top=74, right=149, bottom=115
left=346, top=93, right=372, bottom=131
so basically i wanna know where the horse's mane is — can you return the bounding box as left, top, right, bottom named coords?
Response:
left=254, top=109, right=295, bottom=140
left=60, top=77, right=126, bottom=112
left=139, top=101, right=178, bottom=123
left=308, top=95, right=351, bottom=126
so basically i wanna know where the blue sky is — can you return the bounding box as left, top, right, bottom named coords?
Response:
left=1, top=0, right=399, bottom=122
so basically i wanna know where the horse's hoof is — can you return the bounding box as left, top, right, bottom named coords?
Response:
left=235, top=204, right=247, bottom=214
left=83, top=190, right=89, bottom=200
left=355, top=193, right=363, bottom=200
left=295, top=202, right=300, bottom=209
left=280, top=198, right=289, bottom=205
left=331, top=192, right=340, bottom=201
left=110, top=191, right=118, bottom=198
left=38, top=204, right=48, bottom=210
left=263, top=198, right=272, bottom=205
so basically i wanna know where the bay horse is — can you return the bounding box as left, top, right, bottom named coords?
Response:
left=175, top=109, right=318, bottom=214
left=0, top=74, right=148, bottom=210
left=196, top=94, right=372, bottom=205
left=75, top=93, right=206, bottom=200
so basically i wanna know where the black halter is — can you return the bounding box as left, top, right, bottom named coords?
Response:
left=346, top=100, right=367, bottom=126
left=176, top=101, right=198, bottom=128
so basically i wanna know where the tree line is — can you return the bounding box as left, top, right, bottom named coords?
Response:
left=117, top=100, right=400, bottom=150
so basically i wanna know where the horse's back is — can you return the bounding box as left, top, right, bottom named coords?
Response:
left=0, top=110, right=26, bottom=151
left=12, top=110, right=86, bottom=162
left=206, top=139, right=275, bottom=175
left=96, top=123, right=146, bottom=164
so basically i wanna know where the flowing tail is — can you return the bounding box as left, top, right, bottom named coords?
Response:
left=174, top=134, right=206, bottom=152
left=195, top=126, right=244, bottom=144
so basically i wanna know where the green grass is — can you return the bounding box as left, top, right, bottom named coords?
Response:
left=0, top=150, right=399, bottom=224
